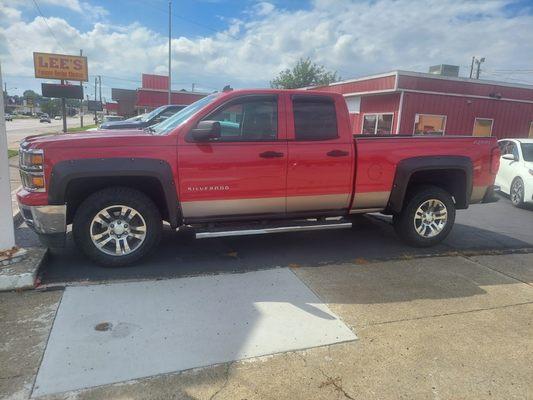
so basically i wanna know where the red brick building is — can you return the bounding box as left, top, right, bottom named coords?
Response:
left=311, top=70, right=533, bottom=139
left=136, top=74, right=207, bottom=112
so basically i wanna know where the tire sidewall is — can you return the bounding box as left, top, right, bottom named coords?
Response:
left=510, top=178, right=525, bottom=207
left=73, top=187, right=162, bottom=267
left=395, top=186, right=456, bottom=247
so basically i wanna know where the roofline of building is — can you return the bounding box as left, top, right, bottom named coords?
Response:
left=318, top=69, right=533, bottom=91
left=136, top=88, right=211, bottom=95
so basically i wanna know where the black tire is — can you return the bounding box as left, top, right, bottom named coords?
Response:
left=510, top=177, right=525, bottom=207
left=73, top=187, right=162, bottom=267
left=393, top=185, right=455, bottom=247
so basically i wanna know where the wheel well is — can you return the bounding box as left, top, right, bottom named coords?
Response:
left=65, top=176, right=170, bottom=224
left=405, top=169, right=468, bottom=208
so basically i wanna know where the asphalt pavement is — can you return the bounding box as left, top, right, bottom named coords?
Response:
left=20, top=193, right=532, bottom=286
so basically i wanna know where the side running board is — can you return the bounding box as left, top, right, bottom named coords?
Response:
left=195, top=222, right=353, bottom=239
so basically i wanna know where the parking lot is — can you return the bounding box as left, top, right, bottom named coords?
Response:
left=3, top=193, right=533, bottom=399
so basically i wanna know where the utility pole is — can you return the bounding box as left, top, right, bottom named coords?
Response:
left=473, top=57, right=485, bottom=79
left=61, top=79, right=67, bottom=133
left=94, top=76, right=98, bottom=124
left=98, top=75, right=102, bottom=103
left=0, top=61, right=16, bottom=251
left=469, top=56, right=475, bottom=79
left=79, top=49, right=84, bottom=128
left=168, top=0, right=172, bottom=105
left=192, top=83, right=195, bottom=92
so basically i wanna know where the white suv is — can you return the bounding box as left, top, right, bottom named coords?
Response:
left=496, top=138, right=533, bottom=207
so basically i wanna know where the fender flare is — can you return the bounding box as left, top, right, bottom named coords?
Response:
left=48, top=158, right=179, bottom=227
left=388, top=156, right=473, bottom=213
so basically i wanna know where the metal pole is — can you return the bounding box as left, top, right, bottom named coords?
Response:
left=168, top=0, right=172, bottom=105
left=80, top=49, right=83, bottom=128
left=94, top=76, right=97, bottom=124
left=61, top=79, right=67, bottom=133
left=469, top=56, right=475, bottom=79
left=0, top=62, right=16, bottom=251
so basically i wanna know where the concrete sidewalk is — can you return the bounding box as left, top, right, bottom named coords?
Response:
left=1, top=253, right=532, bottom=399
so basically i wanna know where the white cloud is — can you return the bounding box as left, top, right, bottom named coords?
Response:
left=1, top=0, right=533, bottom=98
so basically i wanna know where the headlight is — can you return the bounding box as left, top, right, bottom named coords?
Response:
left=19, top=148, right=45, bottom=192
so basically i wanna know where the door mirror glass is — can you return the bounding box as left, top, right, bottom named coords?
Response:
left=190, top=120, right=221, bottom=141
left=502, top=153, right=516, bottom=161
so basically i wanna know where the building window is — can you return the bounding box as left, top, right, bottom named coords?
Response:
left=473, top=118, right=493, bottom=137
left=293, top=97, right=338, bottom=140
left=414, top=114, right=446, bottom=135
left=362, top=113, right=394, bottom=134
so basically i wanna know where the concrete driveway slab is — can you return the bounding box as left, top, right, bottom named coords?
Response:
left=40, top=302, right=533, bottom=400
left=0, top=290, right=62, bottom=400
left=468, top=253, right=533, bottom=285
left=33, top=268, right=356, bottom=397
left=293, top=255, right=533, bottom=327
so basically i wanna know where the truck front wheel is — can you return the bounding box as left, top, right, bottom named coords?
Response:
left=393, top=185, right=455, bottom=247
left=73, top=187, right=162, bottom=267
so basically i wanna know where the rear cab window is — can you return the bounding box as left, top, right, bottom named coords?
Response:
left=292, top=96, right=338, bottom=141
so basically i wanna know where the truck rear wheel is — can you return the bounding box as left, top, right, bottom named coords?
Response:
left=73, top=187, right=162, bottom=267
left=393, top=185, right=455, bottom=247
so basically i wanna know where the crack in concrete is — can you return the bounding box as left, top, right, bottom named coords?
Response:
left=318, top=368, right=356, bottom=400
left=208, top=362, right=232, bottom=400
left=370, top=301, right=533, bottom=326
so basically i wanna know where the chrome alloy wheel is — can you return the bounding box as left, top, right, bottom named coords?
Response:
left=90, top=205, right=147, bottom=256
left=511, top=179, right=524, bottom=205
left=413, top=199, right=448, bottom=238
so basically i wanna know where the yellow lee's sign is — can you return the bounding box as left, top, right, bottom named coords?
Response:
left=33, top=52, right=88, bottom=82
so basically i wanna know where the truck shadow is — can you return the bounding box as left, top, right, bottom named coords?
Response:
left=34, top=213, right=533, bottom=289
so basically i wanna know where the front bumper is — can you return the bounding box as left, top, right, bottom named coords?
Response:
left=19, top=203, right=67, bottom=247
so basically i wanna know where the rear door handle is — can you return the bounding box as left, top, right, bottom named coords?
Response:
left=327, top=150, right=349, bottom=157
left=260, top=151, right=284, bottom=158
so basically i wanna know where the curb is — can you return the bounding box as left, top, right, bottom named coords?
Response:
left=0, top=247, right=48, bottom=292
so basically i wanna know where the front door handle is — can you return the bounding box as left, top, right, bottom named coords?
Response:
left=327, top=150, right=349, bottom=157
left=260, top=151, right=284, bottom=158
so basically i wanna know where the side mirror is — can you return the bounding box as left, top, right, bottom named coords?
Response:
left=190, top=121, right=221, bottom=142
left=502, top=154, right=517, bottom=161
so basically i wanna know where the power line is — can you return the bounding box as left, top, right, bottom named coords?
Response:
left=31, top=0, right=66, bottom=52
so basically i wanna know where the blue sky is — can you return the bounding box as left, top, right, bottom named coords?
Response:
left=1, top=0, right=533, bottom=100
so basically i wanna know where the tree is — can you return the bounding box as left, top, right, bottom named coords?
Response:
left=270, top=58, right=340, bottom=89
left=40, top=98, right=61, bottom=116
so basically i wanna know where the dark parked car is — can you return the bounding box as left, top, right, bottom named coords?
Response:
left=99, top=105, right=185, bottom=130
left=5, top=114, right=13, bottom=121
left=39, top=113, right=51, bottom=123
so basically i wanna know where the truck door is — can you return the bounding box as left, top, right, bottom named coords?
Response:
left=178, top=94, right=288, bottom=219
left=286, top=94, right=354, bottom=213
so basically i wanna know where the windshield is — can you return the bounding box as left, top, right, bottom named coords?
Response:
left=125, top=114, right=145, bottom=122
left=151, top=94, right=220, bottom=135
left=522, top=143, right=533, bottom=162
left=141, top=106, right=167, bottom=122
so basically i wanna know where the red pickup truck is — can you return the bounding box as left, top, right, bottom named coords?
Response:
left=17, top=89, right=500, bottom=266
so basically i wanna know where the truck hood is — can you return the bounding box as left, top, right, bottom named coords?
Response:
left=21, top=129, right=154, bottom=149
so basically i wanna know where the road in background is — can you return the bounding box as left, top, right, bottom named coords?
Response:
left=5, top=117, right=82, bottom=149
